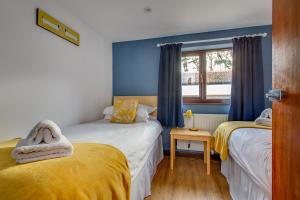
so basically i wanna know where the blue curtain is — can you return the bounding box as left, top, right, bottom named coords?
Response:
left=229, top=36, right=265, bottom=121
left=157, top=44, right=184, bottom=127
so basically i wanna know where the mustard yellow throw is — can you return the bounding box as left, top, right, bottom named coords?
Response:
left=0, top=139, right=131, bottom=200
left=213, top=121, right=272, bottom=161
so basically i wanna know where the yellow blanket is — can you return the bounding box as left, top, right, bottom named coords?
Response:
left=0, top=139, right=131, bottom=200
left=213, top=121, right=271, bottom=160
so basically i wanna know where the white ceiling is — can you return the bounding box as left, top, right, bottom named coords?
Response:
left=59, top=0, right=272, bottom=42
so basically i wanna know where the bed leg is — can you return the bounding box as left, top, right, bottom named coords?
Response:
left=204, top=142, right=207, bottom=164
left=207, top=139, right=211, bottom=175
left=170, top=135, right=174, bottom=170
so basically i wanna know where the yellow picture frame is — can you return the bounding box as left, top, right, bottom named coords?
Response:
left=36, top=8, right=80, bottom=46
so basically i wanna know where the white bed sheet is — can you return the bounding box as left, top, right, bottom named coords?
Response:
left=131, top=135, right=163, bottom=200
left=62, top=119, right=163, bottom=179
left=226, top=128, right=272, bottom=199
left=222, top=156, right=270, bottom=200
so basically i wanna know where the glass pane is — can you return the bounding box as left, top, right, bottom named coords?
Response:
left=181, top=55, right=200, bottom=96
left=206, top=49, right=232, bottom=99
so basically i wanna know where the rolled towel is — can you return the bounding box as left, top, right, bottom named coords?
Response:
left=260, top=108, right=272, bottom=119
left=34, top=127, right=44, bottom=144
left=255, top=108, right=272, bottom=127
left=11, top=135, right=73, bottom=164
left=27, top=120, right=62, bottom=145
left=43, top=127, right=59, bottom=144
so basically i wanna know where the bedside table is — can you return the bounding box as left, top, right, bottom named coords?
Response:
left=170, top=128, right=212, bottom=175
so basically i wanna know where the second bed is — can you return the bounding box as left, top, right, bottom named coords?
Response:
left=63, top=118, right=163, bottom=200
left=221, top=128, right=272, bottom=200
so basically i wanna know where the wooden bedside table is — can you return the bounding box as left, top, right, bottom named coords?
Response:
left=170, top=128, right=212, bottom=175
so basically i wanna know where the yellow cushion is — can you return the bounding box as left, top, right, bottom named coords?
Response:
left=110, top=99, right=139, bottom=124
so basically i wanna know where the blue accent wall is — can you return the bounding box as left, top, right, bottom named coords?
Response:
left=113, top=25, right=272, bottom=150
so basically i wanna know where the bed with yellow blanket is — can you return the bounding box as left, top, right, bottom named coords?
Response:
left=0, top=138, right=131, bottom=200
left=213, top=121, right=271, bottom=160
left=214, top=121, right=272, bottom=200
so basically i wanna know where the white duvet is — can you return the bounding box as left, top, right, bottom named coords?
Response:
left=228, top=128, right=272, bottom=197
left=62, top=119, right=163, bottom=179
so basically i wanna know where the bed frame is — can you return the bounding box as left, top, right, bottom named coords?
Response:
left=113, top=96, right=157, bottom=118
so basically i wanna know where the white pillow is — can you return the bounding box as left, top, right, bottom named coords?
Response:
left=103, top=106, right=114, bottom=115
left=138, top=104, right=157, bottom=114
left=104, top=114, right=112, bottom=120
left=136, top=107, right=149, bottom=122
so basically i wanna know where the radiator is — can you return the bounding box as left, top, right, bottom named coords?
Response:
left=177, top=114, right=228, bottom=151
left=193, top=114, right=228, bottom=133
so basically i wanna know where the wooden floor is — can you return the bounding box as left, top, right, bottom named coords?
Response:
left=145, top=156, right=232, bottom=200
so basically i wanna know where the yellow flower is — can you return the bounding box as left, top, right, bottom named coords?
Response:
left=185, top=110, right=193, bottom=118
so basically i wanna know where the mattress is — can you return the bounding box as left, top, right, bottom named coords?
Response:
left=224, top=128, right=272, bottom=199
left=63, top=119, right=163, bottom=180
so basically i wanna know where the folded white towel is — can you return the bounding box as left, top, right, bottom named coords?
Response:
left=255, top=108, right=272, bottom=127
left=14, top=151, right=72, bottom=164
left=255, top=117, right=272, bottom=127
left=27, top=120, right=62, bottom=145
left=11, top=135, right=73, bottom=164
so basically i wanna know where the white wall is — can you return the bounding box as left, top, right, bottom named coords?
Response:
left=0, top=0, right=112, bottom=140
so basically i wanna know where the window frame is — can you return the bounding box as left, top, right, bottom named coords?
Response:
left=182, top=48, right=232, bottom=105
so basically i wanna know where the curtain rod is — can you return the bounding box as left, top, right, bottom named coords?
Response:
left=156, top=32, right=268, bottom=47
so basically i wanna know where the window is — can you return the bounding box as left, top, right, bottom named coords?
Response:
left=181, top=48, right=232, bottom=104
